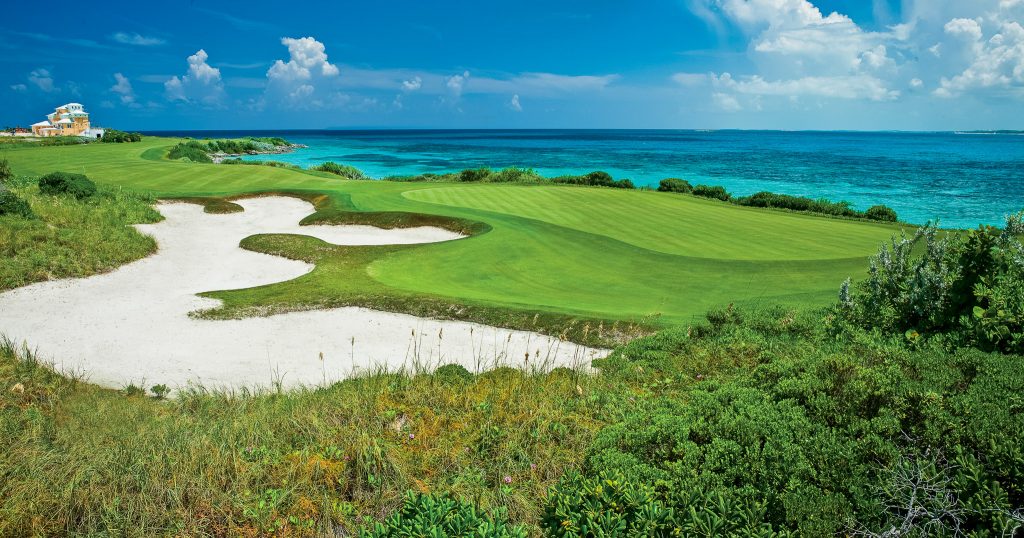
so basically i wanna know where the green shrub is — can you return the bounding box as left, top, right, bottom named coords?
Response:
left=0, top=190, right=33, bottom=218
left=865, top=204, right=898, bottom=222
left=551, top=171, right=634, bottom=189
left=312, top=161, right=366, bottom=180
left=167, top=141, right=213, bottom=163
left=692, top=184, right=731, bottom=201
left=433, top=363, right=474, bottom=382
left=839, top=218, right=1024, bottom=354
left=734, top=191, right=860, bottom=218
left=362, top=492, right=526, bottom=537
left=0, top=158, right=12, bottom=185
left=657, top=178, right=693, bottom=193
left=488, top=166, right=542, bottom=184
left=459, top=167, right=492, bottom=182
left=101, top=129, right=142, bottom=143
left=541, top=471, right=680, bottom=536
left=38, top=172, right=97, bottom=199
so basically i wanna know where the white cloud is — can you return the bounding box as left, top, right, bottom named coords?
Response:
left=910, top=77, right=924, bottom=88
left=672, top=72, right=709, bottom=86
left=935, top=19, right=1024, bottom=97
left=265, top=36, right=340, bottom=107
left=10, top=83, right=27, bottom=92
left=944, top=18, right=983, bottom=42
left=713, top=71, right=899, bottom=101
left=110, top=72, right=137, bottom=105
left=468, top=72, right=618, bottom=95
left=509, top=94, right=522, bottom=111
left=165, top=49, right=225, bottom=105
left=402, top=76, right=422, bottom=91
left=446, top=70, right=470, bottom=96
left=28, top=68, right=55, bottom=92
left=111, top=32, right=165, bottom=46
left=713, top=92, right=742, bottom=111
left=267, top=37, right=340, bottom=82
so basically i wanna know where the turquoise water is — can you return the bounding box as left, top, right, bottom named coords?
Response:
left=145, top=130, right=1024, bottom=228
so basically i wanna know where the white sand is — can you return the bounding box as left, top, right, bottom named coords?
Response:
left=0, top=197, right=605, bottom=392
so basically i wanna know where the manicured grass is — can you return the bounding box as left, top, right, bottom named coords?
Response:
left=3, top=137, right=902, bottom=334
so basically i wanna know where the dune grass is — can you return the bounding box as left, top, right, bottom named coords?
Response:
left=0, top=337, right=606, bottom=536
left=2, top=138, right=904, bottom=335
left=0, top=178, right=161, bottom=291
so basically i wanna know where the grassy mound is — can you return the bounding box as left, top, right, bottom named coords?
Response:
left=0, top=175, right=161, bottom=291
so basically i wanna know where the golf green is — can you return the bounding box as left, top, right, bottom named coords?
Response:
left=3, top=138, right=902, bottom=332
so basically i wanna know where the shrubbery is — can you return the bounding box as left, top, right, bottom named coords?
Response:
left=866, top=204, right=899, bottom=222
left=551, top=171, right=634, bottom=189
left=0, top=158, right=12, bottom=185
left=459, top=167, right=492, bottom=182
left=0, top=190, right=33, bottom=218
left=313, top=161, right=366, bottom=179
left=657, top=178, right=692, bottom=193
left=839, top=215, right=1024, bottom=354
left=540, top=306, right=1024, bottom=536
left=362, top=492, right=526, bottom=537
left=101, top=129, right=142, bottom=143
left=734, top=191, right=858, bottom=217
left=167, top=141, right=213, bottom=163
left=38, top=172, right=96, bottom=199
left=692, top=184, right=731, bottom=201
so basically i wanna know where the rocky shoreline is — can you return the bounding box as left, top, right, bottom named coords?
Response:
left=210, top=143, right=306, bottom=164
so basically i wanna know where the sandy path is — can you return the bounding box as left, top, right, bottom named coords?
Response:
left=0, top=197, right=605, bottom=391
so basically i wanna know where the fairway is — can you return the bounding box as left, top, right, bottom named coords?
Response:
left=402, top=184, right=899, bottom=260
left=3, top=138, right=902, bottom=332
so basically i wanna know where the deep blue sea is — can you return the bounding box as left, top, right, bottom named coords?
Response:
left=142, top=129, right=1024, bottom=229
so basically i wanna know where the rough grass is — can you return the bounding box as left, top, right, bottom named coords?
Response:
left=0, top=338, right=605, bottom=537
left=0, top=180, right=161, bottom=291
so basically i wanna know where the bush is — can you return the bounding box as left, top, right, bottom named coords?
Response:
left=488, top=166, right=542, bottom=184
left=433, top=363, right=474, bottom=382
left=657, top=178, right=693, bottom=193
left=568, top=306, right=1024, bottom=536
left=839, top=218, right=1024, bottom=354
left=551, top=171, right=634, bottom=189
left=458, top=167, right=492, bottom=182
left=38, top=172, right=97, bottom=199
left=692, top=184, right=731, bottom=201
left=363, top=492, right=526, bottom=537
left=865, top=204, right=898, bottom=222
left=0, top=158, right=12, bottom=185
left=101, top=129, right=142, bottom=143
left=312, top=161, right=366, bottom=180
left=167, top=141, right=213, bottom=163
left=0, top=190, right=33, bottom=218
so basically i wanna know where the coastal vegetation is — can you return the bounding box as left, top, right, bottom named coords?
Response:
left=313, top=161, right=367, bottom=179
left=0, top=171, right=160, bottom=291
left=101, top=128, right=143, bottom=143
left=0, top=136, right=1021, bottom=536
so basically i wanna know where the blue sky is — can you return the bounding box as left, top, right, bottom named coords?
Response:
left=2, top=0, right=1022, bottom=130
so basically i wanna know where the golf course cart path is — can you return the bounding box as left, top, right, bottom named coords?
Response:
left=0, top=196, right=605, bottom=391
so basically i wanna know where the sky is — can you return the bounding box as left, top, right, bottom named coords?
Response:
left=1, top=0, right=1022, bottom=131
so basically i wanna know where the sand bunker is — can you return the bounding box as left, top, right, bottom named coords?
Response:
left=0, top=197, right=605, bottom=391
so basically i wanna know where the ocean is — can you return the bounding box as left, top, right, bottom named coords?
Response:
left=142, top=129, right=1024, bottom=229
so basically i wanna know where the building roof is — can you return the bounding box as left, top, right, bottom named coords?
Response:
left=56, top=118, right=73, bottom=124
left=32, top=120, right=51, bottom=127
left=64, top=103, right=83, bottom=108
